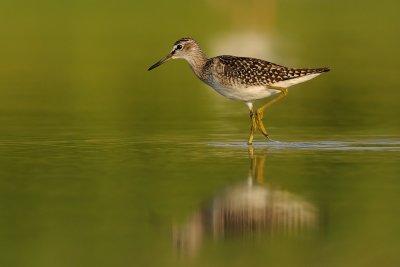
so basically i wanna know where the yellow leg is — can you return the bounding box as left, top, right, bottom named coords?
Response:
left=256, top=87, right=288, bottom=140
left=248, top=110, right=257, bottom=145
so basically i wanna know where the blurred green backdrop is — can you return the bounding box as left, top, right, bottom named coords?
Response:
left=1, top=0, right=399, bottom=138
left=0, top=1, right=399, bottom=267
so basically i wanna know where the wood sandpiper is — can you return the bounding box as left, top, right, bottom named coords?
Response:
left=148, top=37, right=330, bottom=145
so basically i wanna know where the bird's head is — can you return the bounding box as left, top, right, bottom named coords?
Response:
left=148, top=37, right=202, bottom=71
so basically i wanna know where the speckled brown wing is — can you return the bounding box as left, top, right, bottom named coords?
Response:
left=215, top=55, right=329, bottom=87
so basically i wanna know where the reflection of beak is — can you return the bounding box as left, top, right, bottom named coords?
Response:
left=148, top=53, right=172, bottom=71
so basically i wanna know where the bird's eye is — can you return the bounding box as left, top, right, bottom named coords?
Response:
left=176, top=44, right=183, bottom=50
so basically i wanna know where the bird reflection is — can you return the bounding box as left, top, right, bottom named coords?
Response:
left=173, top=147, right=317, bottom=257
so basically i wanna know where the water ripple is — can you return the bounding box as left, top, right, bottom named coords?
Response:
left=209, top=139, right=400, bottom=151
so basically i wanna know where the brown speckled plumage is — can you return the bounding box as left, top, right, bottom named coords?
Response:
left=204, top=55, right=329, bottom=88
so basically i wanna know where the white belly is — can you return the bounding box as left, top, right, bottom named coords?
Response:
left=208, top=73, right=321, bottom=102
left=210, top=83, right=278, bottom=102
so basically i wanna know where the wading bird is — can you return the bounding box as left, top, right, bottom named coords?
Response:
left=148, top=37, right=329, bottom=144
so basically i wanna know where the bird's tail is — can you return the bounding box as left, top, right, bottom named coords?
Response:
left=283, top=67, right=330, bottom=80
left=314, top=67, right=330, bottom=73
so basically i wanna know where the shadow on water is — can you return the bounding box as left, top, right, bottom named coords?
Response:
left=173, top=146, right=318, bottom=258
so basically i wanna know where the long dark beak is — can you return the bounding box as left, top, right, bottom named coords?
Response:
left=148, top=53, right=172, bottom=71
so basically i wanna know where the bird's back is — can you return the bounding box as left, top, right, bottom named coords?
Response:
left=207, top=55, right=329, bottom=88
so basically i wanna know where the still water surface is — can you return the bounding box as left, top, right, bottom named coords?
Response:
left=1, top=121, right=399, bottom=266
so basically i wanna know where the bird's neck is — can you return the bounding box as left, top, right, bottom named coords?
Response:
left=185, top=50, right=208, bottom=79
